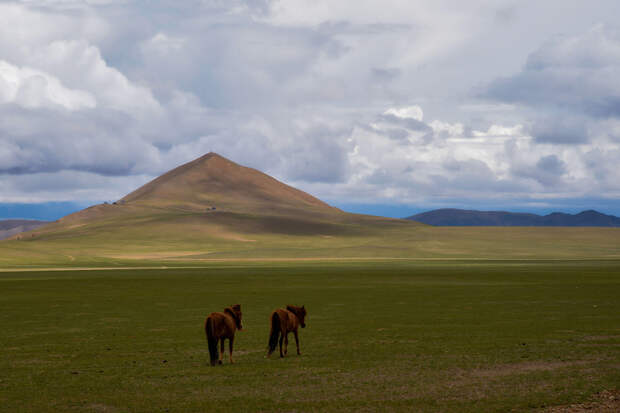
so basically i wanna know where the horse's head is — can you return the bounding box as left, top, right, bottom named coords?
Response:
left=287, top=305, right=307, bottom=328
left=229, top=304, right=243, bottom=330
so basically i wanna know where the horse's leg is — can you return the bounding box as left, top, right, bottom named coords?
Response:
left=284, top=332, right=289, bottom=355
left=279, top=332, right=284, bottom=357
left=229, top=336, right=234, bottom=364
left=219, top=338, right=225, bottom=364
left=294, top=329, right=301, bottom=355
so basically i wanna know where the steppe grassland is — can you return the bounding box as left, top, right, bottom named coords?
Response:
left=1, top=260, right=619, bottom=412
left=1, top=211, right=619, bottom=267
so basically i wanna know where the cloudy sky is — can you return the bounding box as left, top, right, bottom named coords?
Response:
left=2, top=0, right=620, bottom=219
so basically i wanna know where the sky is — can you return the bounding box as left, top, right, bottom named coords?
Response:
left=2, top=0, right=620, bottom=220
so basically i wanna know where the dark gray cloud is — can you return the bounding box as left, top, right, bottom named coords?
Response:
left=534, top=155, right=567, bottom=187
left=383, top=128, right=410, bottom=141
left=583, top=147, right=620, bottom=190
left=0, top=106, right=154, bottom=176
left=511, top=154, right=567, bottom=188
left=281, top=125, right=351, bottom=183
left=379, top=114, right=432, bottom=132
left=438, top=158, right=518, bottom=192
left=495, top=6, right=517, bottom=24
left=483, top=25, right=620, bottom=119
left=536, top=154, right=566, bottom=175
left=530, top=116, right=589, bottom=144
left=371, top=67, right=401, bottom=82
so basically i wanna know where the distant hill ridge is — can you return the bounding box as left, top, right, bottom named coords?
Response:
left=406, top=209, right=620, bottom=227
left=0, top=219, right=49, bottom=240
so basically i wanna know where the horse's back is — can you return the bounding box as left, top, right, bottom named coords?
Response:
left=273, top=308, right=288, bottom=323
left=273, top=308, right=297, bottom=331
left=207, top=312, right=235, bottom=338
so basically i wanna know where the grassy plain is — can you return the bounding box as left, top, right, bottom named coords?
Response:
left=1, top=210, right=619, bottom=268
left=1, top=260, right=619, bottom=412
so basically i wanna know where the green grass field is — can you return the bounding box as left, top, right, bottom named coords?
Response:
left=2, top=260, right=619, bottom=412
left=2, top=216, right=620, bottom=267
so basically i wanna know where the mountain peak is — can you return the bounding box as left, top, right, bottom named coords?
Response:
left=195, top=152, right=231, bottom=163
left=120, top=152, right=338, bottom=214
left=577, top=209, right=602, bottom=216
left=201, top=152, right=220, bottom=159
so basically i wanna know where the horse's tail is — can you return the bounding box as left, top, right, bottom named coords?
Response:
left=205, top=316, right=218, bottom=366
left=267, top=312, right=281, bottom=356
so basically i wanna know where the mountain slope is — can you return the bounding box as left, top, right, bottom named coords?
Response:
left=407, top=208, right=620, bottom=226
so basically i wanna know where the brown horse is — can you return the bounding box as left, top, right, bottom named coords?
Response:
left=267, top=305, right=307, bottom=358
left=204, top=304, right=243, bottom=366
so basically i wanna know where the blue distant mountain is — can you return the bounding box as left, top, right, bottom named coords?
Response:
left=0, top=219, right=49, bottom=240
left=406, top=209, right=620, bottom=226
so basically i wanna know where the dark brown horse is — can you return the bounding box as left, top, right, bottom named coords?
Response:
left=267, top=305, right=307, bottom=358
left=205, top=304, right=243, bottom=366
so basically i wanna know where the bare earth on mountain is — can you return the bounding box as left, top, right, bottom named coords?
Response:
left=121, top=152, right=338, bottom=214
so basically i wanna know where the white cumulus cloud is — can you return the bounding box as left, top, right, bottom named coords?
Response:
left=30, top=40, right=161, bottom=116
left=384, top=106, right=424, bottom=122
left=0, top=60, right=96, bottom=110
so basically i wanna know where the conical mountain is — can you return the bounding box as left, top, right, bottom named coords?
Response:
left=120, top=152, right=338, bottom=214
left=8, top=152, right=420, bottom=266
left=23, top=152, right=385, bottom=241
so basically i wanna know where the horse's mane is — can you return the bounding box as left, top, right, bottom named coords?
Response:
left=224, top=307, right=241, bottom=324
left=286, top=305, right=304, bottom=317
